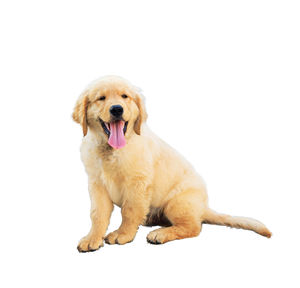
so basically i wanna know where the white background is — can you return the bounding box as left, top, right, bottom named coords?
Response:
left=0, top=0, right=299, bottom=287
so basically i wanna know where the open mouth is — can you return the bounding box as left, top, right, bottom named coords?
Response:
left=99, top=118, right=128, bottom=149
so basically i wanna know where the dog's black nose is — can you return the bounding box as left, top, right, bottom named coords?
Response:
left=110, top=105, right=124, bottom=117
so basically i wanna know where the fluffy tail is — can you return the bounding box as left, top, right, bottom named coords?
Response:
left=203, top=208, right=272, bottom=238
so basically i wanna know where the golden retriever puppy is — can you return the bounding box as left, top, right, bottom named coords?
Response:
left=73, top=76, right=271, bottom=252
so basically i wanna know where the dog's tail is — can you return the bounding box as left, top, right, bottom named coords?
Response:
left=202, top=208, right=272, bottom=238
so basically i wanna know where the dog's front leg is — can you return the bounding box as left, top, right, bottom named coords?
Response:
left=77, top=181, right=113, bottom=252
left=105, top=182, right=150, bottom=245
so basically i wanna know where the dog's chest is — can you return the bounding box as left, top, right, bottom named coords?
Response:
left=81, top=142, right=126, bottom=206
left=100, top=162, right=127, bottom=207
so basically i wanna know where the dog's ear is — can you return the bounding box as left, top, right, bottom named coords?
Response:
left=72, top=91, right=89, bottom=136
left=134, top=89, right=148, bottom=135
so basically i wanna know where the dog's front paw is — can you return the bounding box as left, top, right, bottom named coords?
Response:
left=105, top=230, right=135, bottom=245
left=77, top=234, right=104, bottom=252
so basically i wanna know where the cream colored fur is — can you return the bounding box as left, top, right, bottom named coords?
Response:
left=73, top=76, right=271, bottom=252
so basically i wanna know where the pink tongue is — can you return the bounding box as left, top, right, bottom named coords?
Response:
left=108, top=121, right=126, bottom=149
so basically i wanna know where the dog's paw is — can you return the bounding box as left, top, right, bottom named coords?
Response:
left=146, top=229, right=167, bottom=245
left=105, top=230, right=135, bottom=245
left=77, top=234, right=104, bottom=253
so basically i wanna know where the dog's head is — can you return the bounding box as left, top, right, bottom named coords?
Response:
left=72, top=76, right=147, bottom=149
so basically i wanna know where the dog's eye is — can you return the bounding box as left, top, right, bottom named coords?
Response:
left=98, top=96, right=106, bottom=101
left=121, top=94, right=128, bottom=99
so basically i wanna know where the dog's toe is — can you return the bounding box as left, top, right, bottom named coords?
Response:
left=147, top=238, right=161, bottom=245
left=77, top=235, right=103, bottom=252
left=147, top=229, right=168, bottom=244
left=147, top=231, right=162, bottom=244
left=105, top=230, right=135, bottom=245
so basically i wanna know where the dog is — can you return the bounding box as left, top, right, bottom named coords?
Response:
left=72, top=75, right=271, bottom=252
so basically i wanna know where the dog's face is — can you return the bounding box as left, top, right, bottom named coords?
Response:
left=72, top=76, right=147, bottom=149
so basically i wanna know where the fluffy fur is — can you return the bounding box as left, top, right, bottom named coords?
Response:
left=73, top=76, right=271, bottom=252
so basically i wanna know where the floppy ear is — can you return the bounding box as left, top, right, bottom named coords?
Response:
left=72, top=92, right=89, bottom=136
left=134, top=91, right=148, bottom=135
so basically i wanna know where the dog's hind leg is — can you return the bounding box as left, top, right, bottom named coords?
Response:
left=146, top=189, right=205, bottom=244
